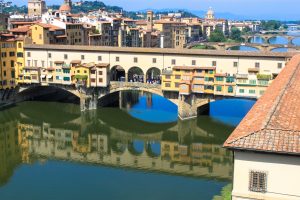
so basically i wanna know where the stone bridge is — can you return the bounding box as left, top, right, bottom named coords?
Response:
left=12, top=82, right=219, bottom=120
left=242, top=33, right=300, bottom=45
left=188, top=42, right=300, bottom=52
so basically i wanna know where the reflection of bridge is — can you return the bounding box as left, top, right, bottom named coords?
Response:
left=188, top=42, right=300, bottom=52
left=242, top=33, right=300, bottom=45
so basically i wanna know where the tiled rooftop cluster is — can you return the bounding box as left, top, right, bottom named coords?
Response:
left=224, top=54, right=300, bottom=155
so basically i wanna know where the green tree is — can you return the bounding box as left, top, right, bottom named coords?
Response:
left=209, top=28, right=226, bottom=42
left=242, top=26, right=251, bottom=34
left=230, top=27, right=243, bottom=42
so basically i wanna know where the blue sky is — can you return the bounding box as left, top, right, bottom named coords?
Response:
left=14, top=0, right=300, bottom=20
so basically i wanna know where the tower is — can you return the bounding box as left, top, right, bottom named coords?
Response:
left=147, top=10, right=154, bottom=31
left=28, top=0, right=47, bottom=17
left=205, top=7, right=215, bottom=20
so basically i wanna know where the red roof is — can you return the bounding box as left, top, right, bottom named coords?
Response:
left=224, top=55, right=300, bottom=155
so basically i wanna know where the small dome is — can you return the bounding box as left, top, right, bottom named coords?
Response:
left=59, top=4, right=71, bottom=12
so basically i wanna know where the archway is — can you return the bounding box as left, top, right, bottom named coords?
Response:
left=191, top=44, right=216, bottom=50
left=268, top=36, right=288, bottom=45
left=248, top=36, right=265, bottom=44
left=110, top=65, right=126, bottom=82
left=291, top=37, right=300, bottom=46
left=127, top=140, right=144, bottom=156
left=226, top=45, right=259, bottom=52
left=128, top=67, right=144, bottom=83
left=146, top=67, right=161, bottom=84
left=145, top=142, right=161, bottom=157
left=111, top=139, right=126, bottom=155
left=17, top=86, right=80, bottom=104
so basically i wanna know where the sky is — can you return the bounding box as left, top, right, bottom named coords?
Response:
left=13, top=0, right=300, bottom=20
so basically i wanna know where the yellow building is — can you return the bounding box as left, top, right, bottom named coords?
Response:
left=162, top=66, right=217, bottom=95
left=71, top=63, right=92, bottom=87
left=0, top=34, right=25, bottom=89
left=30, top=23, right=66, bottom=45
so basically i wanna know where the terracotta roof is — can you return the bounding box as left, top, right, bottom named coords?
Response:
left=248, top=68, right=260, bottom=72
left=224, top=55, right=300, bottom=155
left=173, top=66, right=216, bottom=70
left=215, top=73, right=227, bottom=77
left=70, top=60, right=81, bottom=64
left=95, top=63, right=110, bottom=68
left=24, top=44, right=296, bottom=59
left=10, top=25, right=30, bottom=33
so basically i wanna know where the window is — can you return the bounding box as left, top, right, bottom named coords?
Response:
left=249, top=171, right=267, bottom=193
left=27, top=60, right=31, bottom=67
left=64, top=54, right=68, bottom=59
left=27, top=52, right=31, bottom=57
left=91, top=78, right=96, bottom=83
left=165, top=75, right=171, bottom=79
left=228, top=86, right=233, bottom=93
left=255, top=62, right=260, bottom=68
left=98, top=56, right=102, bottom=61
left=81, top=55, right=85, bottom=60
left=98, top=78, right=103, bottom=83
left=192, top=60, right=196, bottom=66
left=18, top=43, right=22, bottom=48
left=171, top=59, right=176, bottom=65
left=9, top=52, right=15, bottom=57
left=216, top=77, right=224, bottom=82
left=49, top=61, right=53, bottom=67
left=48, top=53, right=52, bottom=58
left=175, top=75, right=181, bottom=79
left=165, top=83, right=171, bottom=87
left=41, top=61, right=45, bottom=67
left=216, top=85, right=222, bottom=91
left=98, top=71, right=103, bottom=75
left=239, top=89, right=245, bottom=93
left=249, top=80, right=256, bottom=85
left=11, top=60, right=14, bottom=68
left=134, top=57, right=138, bottom=63
left=3, top=70, right=6, bottom=77
left=278, top=63, right=282, bottom=69
left=234, top=62, right=238, bottom=67
left=91, top=70, right=96, bottom=75
left=1, top=52, right=6, bottom=57
left=17, top=52, right=23, bottom=58
left=212, top=61, right=217, bottom=66
left=153, top=58, right=157, bottom=63
left=249, top=89, right=256, bottom=94
left=116, top=57, right=120, bottom=62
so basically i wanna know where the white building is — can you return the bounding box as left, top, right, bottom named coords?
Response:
left=224, top=54, right=300, bottom=200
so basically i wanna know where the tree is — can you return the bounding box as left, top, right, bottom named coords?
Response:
left=242, top=26, right=251, bottom=34
left=209, top=28, right=226, bottom=42
left=230, top=27, right=243, bottom=42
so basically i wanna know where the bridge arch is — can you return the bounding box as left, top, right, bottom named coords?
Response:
left=226, top=45, right=260, bottom=51
left=128, top=66, right=145, bottom=83
left=145, top=142, right=161, bottom=157
left=248, top=36, right=266, bottom=44
left=110, top=65, right=126, bottom=82
left=127, top=140, right=144, bottom=156
left=17, top=85, right=81, bottom=103
left=111, top=139, right=127, bottom=155
left=267, top=36, right=288, bottom=45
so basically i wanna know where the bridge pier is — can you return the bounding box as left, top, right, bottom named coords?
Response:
left=80, top=94, right=98, bottom=112
left=178, top=94, right=198, bottom=120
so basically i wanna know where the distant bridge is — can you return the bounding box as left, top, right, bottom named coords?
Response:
left=188, top=42, right=300, bottom=52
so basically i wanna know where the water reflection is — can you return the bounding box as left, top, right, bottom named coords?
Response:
left=0, top=101, right=237, bottom=199
left=227, top=46, right=259, bottom=51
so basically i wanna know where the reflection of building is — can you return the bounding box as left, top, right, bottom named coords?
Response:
left=13, top=119, right=233, bottom=180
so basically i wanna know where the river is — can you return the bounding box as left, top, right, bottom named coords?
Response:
left=0, top=91, right=255, bottom=200
left=228, top=30, right=300, bottom=52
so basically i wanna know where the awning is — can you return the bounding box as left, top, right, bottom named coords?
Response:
left=47, top=75, right=53, bottom=79
left=41, top=75, right=46, bottom=78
